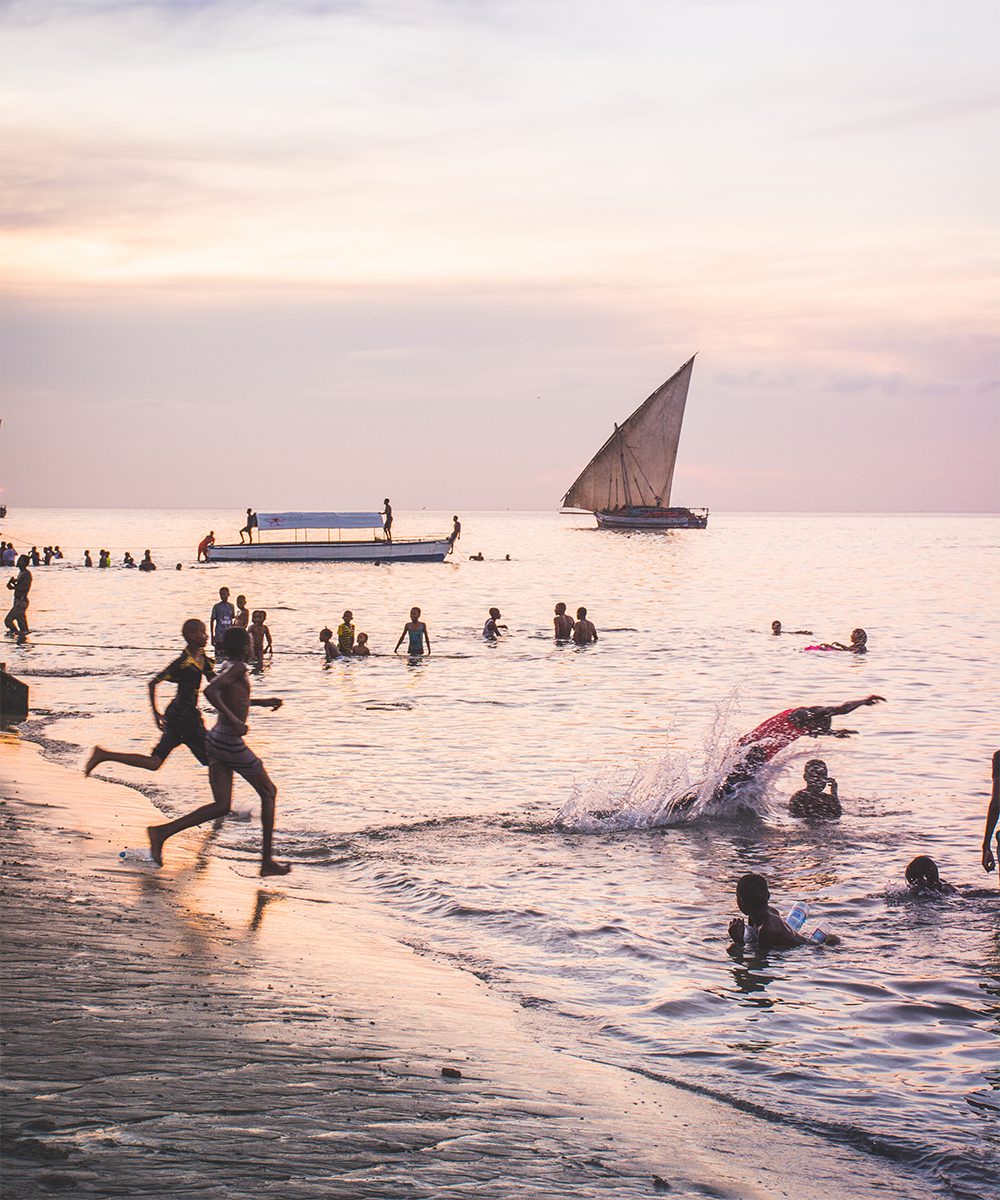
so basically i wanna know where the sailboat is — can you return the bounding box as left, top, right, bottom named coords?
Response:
left=560, top=355, right=708, bottom=530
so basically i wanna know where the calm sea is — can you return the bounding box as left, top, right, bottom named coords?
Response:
left=4, top=509, right=999, bottom=1198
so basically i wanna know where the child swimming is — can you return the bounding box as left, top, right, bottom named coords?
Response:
left=789, top=759, right=842, bottom=819
left=728, top=873, right=840, bottom=950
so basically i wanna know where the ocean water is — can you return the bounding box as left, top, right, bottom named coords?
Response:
left=3, top=508, right=999, bottom=1198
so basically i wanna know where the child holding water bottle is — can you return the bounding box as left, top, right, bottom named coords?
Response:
left=728, top=873, right=840, bottom=951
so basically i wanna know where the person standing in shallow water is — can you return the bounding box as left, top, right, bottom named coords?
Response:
left=210, top=587, right=235, bottom=654
left=572, top=607, right=598, bottom=645
left=4, top=555, right=32, bottom=634
left=148, top=627, right=289, bottom=878
left=981, top=751, right=1000, bottom=878
left=395, top=606, right=429, bottom=655
left=553, top=602, right=574, bottom=640
left=85, top=618, right=214, bottom=777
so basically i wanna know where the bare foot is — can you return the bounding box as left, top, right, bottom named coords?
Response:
left=261, top=858, right=291, bottom=877
left=84, top=747, right=105, bottom=777
left=147, top=826, right=166, bottom=866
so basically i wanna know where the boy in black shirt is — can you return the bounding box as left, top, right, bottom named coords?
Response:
left=85, top=618, right=214, bottom=776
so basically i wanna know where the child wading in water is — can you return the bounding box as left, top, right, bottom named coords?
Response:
left=249, top=609, right=272, bottom=668
left=395, top=607, right=430, bottom=655
left=147, top=627, right=289, bottom=877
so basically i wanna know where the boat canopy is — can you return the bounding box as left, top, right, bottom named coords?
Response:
left=257, top=511, right=383, bottom=531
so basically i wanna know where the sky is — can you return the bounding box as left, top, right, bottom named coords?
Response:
left=1, top=0, right=997, bottom=511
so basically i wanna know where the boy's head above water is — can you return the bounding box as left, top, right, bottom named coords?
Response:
left=803, top=759, right=829, bottom=789
left=905, top=855, right=940, bottom=889
left=736, top=872, right=770, bottom=918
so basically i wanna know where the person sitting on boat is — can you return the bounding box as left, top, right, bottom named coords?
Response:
left=572, top=607, right=598, bottom=645
left=789, top=760, right=841, bottom=819
left=771, top=620, right=813, bottom=636
left=197, top=531, right=215, bottom=562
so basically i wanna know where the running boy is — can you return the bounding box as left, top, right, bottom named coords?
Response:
left=147, top=627, right=288, bottom=877
left=85, top=618, right=214, bottom=776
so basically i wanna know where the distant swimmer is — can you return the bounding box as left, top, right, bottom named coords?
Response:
left=123, top=552, right=136, bottom=568
left=483, top=607, right=507, bottom=641
left=469, top=552, right=484, bottom=561
left=337, top=610, right=356, bottom=655
left=98, top=549, right=110, bottom=568
left=771, top=620, right=813, bottom=636
left=210, top=587, right=234, bottom=654
left=806, top=628, right=868, bottom=654
left=147, top=627, right=289, bottom=878
left=85, top=619, right=214, bottom=777
left=353, top=632, right=371, bottom=656
left=197, top=531, right=215, bottom=562
left=904, top=855, right=957, bottom=896
left=240, top=508, right=257, bottom=544
left=319, top=627, right=341, bottom=661
left=728, top=873, right=839, bottom=951
left=572, top=606, right=598, bottom=645
left=553, top=602, right=574, bottom=640
left=981, top=751, right=1000, bottom=876
left=448, top=515, right=461, bottom=553
left=138, top=549, right=156, bottom=572
left=249, top=609, right=272, bottom=668
left=234, top=594, right=250, bottom=629
left=84, top=550, right=93, bottom=567
left=382, top=498, right=393, bottom=543
left=395, top=606, right=430, bottom=656
left=789, top=759, right=841, bottom=819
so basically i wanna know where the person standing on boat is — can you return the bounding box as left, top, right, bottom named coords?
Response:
left=395, top=606, right=429, bottom=656
left=448, top=515, right=461, bottom=553
left=382, top=498, right=393, bottom=543
left=240, top=509, right=257, bottom=544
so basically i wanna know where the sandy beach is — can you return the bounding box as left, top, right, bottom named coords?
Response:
left=2, top=732, right=939, bottom=1199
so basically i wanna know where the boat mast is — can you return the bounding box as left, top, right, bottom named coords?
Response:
left=614, top=423, right=633, bottom=509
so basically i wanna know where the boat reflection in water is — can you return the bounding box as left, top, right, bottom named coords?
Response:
left=561, top=356, right=708, bottom=531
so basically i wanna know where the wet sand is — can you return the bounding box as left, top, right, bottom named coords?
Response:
left=2, top=737, right=926, bottom=1198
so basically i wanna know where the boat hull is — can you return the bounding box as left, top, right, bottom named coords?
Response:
left=209, top=538, right=452, bottom=564
left=594, top=507, right=709, bottom=530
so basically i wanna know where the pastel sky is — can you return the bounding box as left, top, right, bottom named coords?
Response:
left=2, top=0, right=997, bottom=511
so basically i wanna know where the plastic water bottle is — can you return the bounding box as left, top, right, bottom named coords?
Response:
left=119, top=848, right=153, bottom=864
left=809, top=926, right=828, bottom=945
left=786, top=901, right=809, bottom=931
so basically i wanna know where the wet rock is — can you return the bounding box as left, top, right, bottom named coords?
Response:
left=653, top=1176, right=671, bottom=1192
left=441, top=1066, right=463, bottom=1080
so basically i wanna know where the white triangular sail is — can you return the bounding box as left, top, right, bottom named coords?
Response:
left=562, top=356, right=695, bottom=512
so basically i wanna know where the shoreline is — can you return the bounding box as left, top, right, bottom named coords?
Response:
left=0, top=735, right=935, bottom=1198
